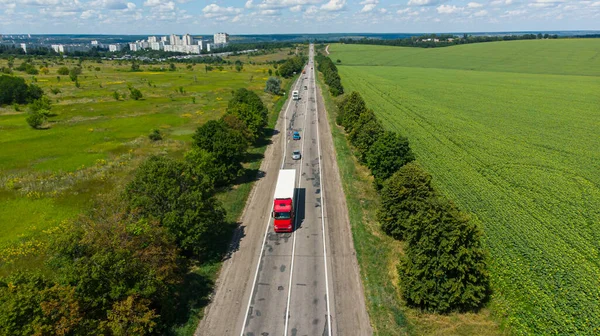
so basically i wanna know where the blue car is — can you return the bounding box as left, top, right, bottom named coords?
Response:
left=292, top=131, right=301, bottom=140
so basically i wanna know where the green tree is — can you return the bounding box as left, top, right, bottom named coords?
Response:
left=366, top=131, right=415, bottom=189
left=148, top=129, right=162, bottom=141
left=169, top=63, right=176, bottom=71
left=185, top=148, right=235, bottom=188
left=224, top=88, right=268, bottom=143
left=399, top=196, right=490, bottom=313
left=264, top=76, right=281, bottom=95
left=125, top=156, right=228, bottom=258
left=0, top=75, right=42, bottom=105
left=104, top=295, right=158, bottom=336
left=57, top=66, right=69, bottom=75
left=336, top=91, right=367, bottom=132
left=347, top=109, right=384, bottom=161
left=377, top=162, right=436, bottom=240
left=113, top=91, right=120, bottom=101
left=193, top=120, right=248, bottom=178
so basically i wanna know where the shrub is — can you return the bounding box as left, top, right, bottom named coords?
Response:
left=193, top=120, right=248, bottom=179
left=377, top=162, right=436, bottom=240
left=26, top=110, right=46, bottom=129
left=129, top=87, right=143, bottom=100
left=265, top=76, right=281, bottom=95
left=148, top=129, right=162, bottom=141
left=57, top=66, right=69, bottom=75
left=224, top=88, right=268, bottom=143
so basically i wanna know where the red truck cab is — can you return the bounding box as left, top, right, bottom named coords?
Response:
left=272, top=169, right=296, bottom=233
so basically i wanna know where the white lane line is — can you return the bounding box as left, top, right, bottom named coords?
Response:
left=313, top=46, right=333, bottom=336
left=283, top=64, right=311, bottom=336
left=240, top=75, right=303, bottom=336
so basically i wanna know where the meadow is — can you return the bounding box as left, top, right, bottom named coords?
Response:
left=331, top=40, right=600, bottom=334
left=0, top=49, right=294, bottom=261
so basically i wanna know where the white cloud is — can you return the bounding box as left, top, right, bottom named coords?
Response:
left=290, top=4, right=302, bottom=11
left=202, top=3, right=243, bottom=19
left=80, top=9, right=97, bottom=18
left=89, top=0, right=128, bottom=10
left=591, top=1, right=600, bottom=5
left=467, top=2, right=483, bottom=8
left=490, top=0, right=513, bottom=6
left=502, top=8, right=526, bottom=16
left=473, top=9, right=487, bottom=15
left=321, top=0, right=345, bottom=11
left=247, top=0, right=322, bottom=10
left=127, top=2, right=136, bottom=9
left=378, top=7, right=387, bottom=13
left=361, top=3, right=377, bottom=11
left=305, top=4, right=318, bottom=13
left=407, top=0, right=445, bottom=6
left=397, top=7, right=410, bottom=13
left=232, top=14, right=242, bottom=21
left=436, top=4, right=461, bottom=13
left=259, top=8, right=279, bottom=15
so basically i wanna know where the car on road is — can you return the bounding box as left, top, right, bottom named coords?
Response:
left=292, top=150, right=301, bottom=160
left=292, top=90, right=299, bottom=100
left=293, top=131, right=301, bottom=140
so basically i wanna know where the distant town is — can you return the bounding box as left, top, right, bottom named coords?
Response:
left=0, top=33, right=230, bottom=55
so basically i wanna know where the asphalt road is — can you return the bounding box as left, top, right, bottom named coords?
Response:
left=196, top=44, right=371, bottom=336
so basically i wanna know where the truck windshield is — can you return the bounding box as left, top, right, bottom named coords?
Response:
left=274, top=212, right=291, bottom=219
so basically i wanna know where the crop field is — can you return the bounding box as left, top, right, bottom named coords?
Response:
left=0, top=57, right=282, bottom=253
left=331, top=40, right=600, bottom=334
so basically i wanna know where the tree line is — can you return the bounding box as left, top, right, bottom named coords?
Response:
left=316, top=54, right=343, bottom=96
left=322, top=55, right=490, bottom=313
left=0, top=88, right=271, bottom=334
left=339, top=33, right=560, bottom=49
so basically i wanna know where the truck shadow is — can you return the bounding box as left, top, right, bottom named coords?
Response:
left=295, top=187, right=306, bottom=231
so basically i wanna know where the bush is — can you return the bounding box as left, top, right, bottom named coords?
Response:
left=148, top=129, right=162, bottom=141
left=278, top=56, right=306, bottom=78
left=377, top=162, right=436, bottom=240
left=265, top=76, right=281, bottom=95
left=399, top=196, right=490, bottom=313
left=26, top=111, right=46, bottom=129
left=366, top=131, right=415, bottom=188
left=57, top=66, right=69, bottom=75
left=129, top=87, right=143, bottom=100
left=126, top=156, right=228, bottom=259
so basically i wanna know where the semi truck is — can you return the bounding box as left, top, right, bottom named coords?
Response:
left=272, top=169, right=296, bottom=232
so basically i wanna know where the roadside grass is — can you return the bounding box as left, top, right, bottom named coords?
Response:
left=169, top=74, right=297, bottom=336
left=332, top=40, right=600, bottom=334
left=316, top=67, right=503, bottom=335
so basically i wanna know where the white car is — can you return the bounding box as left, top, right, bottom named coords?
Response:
left=292, top=150, right=301, bottom=160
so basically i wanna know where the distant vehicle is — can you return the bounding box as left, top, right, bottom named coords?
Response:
left=272, top=169, right=296, bottom=232
left=304, top=86, right=308, bottom=90
left=302, top=69, right=306, bottom=74
left=292, top=90, right=299, bottom=100
left=293, top=131, right=301, bottom=140
left=292, top=150, right=301, bottom=160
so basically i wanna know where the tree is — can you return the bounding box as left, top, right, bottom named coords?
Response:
left=347, top=109, right=384, bottom=161
left=0, top=75, right=42, bottom=105
left=225, top=88, right=268, bottom=143
left=377, top=162, right=436, bottom=240
left=57, top=66, right=69, bottom=75
left=268, top=68, right=273, bottom=76
left=113, top=91, right=120, bottom=101
left=366, top=131, right=415, bottom=189
left=169, top=63, right=176, bottom=71
left=235, top=60, right=243, bottom=72
left=193, top=120, right=248, bottom=179
left=265, top=76, right=281, bottom=95
left=104, top=295, right=158, bottom=336
left=185, top=148, right=236, bottom=188
left=40, top=67, right=49, bottom=75
left=129, top=87, right=143, bottom=100
left=125, top=155, right=228, bottom=258
left=131, top=62, right=140, bottom=72
left=399, top=196, right=490, bottom=313
left=336, top=91, right=367, bottom=132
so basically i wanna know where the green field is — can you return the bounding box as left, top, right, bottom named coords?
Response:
left=331, top=40, right=600, bottom=334
left=0, top=56, right=285, bottom=251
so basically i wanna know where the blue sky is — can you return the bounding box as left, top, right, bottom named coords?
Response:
left=0, top=0, right=598, bottom=34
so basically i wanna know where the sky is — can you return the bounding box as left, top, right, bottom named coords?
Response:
left=0, top=0, right=598, bottom=35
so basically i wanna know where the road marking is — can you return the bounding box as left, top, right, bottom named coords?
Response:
left=283, top=64, right=311, bottom=336
left=313, top=45, right=333, bottom=336
left=240, top=74, right=303, bottom=336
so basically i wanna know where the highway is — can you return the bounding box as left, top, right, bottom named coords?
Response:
left=196, top=44, right=371, bottom=336
left=240, top=44, right=333, bottom=336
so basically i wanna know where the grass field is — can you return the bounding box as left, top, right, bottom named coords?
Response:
left=0, top=56, right=286, bottom=256
left=331, top=40, right=600, bottom=334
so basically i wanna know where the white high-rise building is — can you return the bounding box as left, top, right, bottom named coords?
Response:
left=170, top=34, right=181, bottom=46
left=161, top=36, right=168, bottom=42
left=148, top=36, right=157, bottom=43
left=109, top=44, right=122, bottom=52
left=150, top=41, right=164, bottom=50
left=213, top=32, right=229, bottom=45
left=183, top=34, right=194, bottom=46
left=129, top=43, right=139, bottom=52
